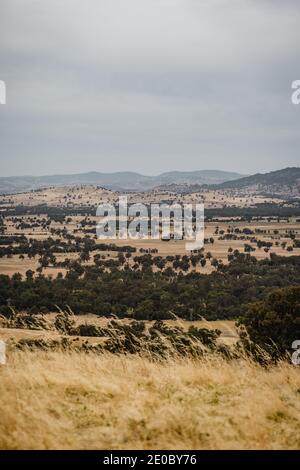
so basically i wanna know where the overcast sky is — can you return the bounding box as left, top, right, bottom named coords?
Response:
left=0, top=0, right=299, bottom=176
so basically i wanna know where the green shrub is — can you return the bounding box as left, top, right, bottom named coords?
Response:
left=238, top=286, right=300, bottom=359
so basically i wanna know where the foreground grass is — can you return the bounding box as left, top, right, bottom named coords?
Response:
left=0, top=351, right=300, bottom=450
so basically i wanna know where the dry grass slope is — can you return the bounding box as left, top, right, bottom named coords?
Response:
left=1, top=351, right=300, bottom=450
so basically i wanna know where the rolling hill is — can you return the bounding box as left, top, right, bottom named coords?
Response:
left=160, top=168, right=300, bottom=196
left=0, top=170, right=244, bottom=194
left=212, top=167, right=300, bottom=197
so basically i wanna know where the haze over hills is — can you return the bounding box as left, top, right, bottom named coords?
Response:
left=155, top=167, right=300, bottom=197
left=0, top=167, right=299, bottom=197
left=0, top=170, right=245, bottom=194
left=211, top=167, right=300, bottom=197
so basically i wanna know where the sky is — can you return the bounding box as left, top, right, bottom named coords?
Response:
left=0, top=0, right=299, bottom=177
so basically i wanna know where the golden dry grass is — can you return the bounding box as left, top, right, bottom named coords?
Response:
left=0, top=317, right=238, bottom=347
left=0, top=185, right=280, bottom=208
left=0, top=350, right=300, bottom=450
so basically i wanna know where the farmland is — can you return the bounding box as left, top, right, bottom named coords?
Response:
left=0, top=183, right=299, bottom=450
left=0, top=218, right=299, bottom=276
left=0, top=184, right=299, bottom=278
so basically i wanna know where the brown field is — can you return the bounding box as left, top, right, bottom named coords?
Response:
left=0, top=317, right=238, bottom=347
left=0, top=350, right=299, bottom=450
left=0, top=184, right=284, bottom=209
left=0, top=327, right=105, bottom=347
left=1, top=217, right=299, bottom=276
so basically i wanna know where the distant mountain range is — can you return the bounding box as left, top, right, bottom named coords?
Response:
left=0, top=167, right=299, bottom=197
left=0, top=170, right=245, bottom=194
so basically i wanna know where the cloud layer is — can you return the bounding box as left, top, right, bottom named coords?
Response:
left=0, top=0, right=299, bottom=176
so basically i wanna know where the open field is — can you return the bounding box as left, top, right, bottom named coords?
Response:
left=1, top=218, right=299, bottom=276
left=0, top=317, right=238, bottom=347
left=0, top=350, right=299, bottom=450
left=1, top=193, right=300, bottom=276
left=0, top=327, right=106, bottom=347
left=0, top=185, right=285, bottom=209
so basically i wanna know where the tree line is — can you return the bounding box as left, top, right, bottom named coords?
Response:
left=0, top=253, right=300, bottom=320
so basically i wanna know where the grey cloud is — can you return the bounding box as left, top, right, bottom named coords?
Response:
left=0, top=0, right=299, bottom=176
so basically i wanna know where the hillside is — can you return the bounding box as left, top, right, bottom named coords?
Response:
left=162, top=168, right=300, bottom=197
left=0, top=170, right=244, bottom=194
left=1, top=351, right=299, bottom=450
left=214, top=167, right=300, bottom=196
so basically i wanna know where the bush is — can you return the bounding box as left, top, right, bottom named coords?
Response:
left=54, top=310, right=75, bottom=334
left=238, top=286, right=300, bottom=359
left=73, top=323, right=105, bottom=337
